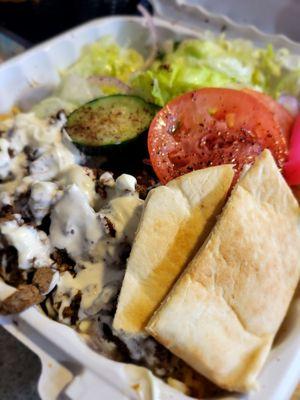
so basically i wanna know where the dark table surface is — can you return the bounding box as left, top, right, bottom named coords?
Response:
left=0, top=326, right=41, bottom=400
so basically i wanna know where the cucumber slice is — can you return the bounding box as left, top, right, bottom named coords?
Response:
left=66, top=95, right=159, bottom=149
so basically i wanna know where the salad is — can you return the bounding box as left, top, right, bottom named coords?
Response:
left=1, top=13, right=300, bottom=399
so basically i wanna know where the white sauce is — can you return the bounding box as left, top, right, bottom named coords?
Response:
left=42, top=270, right=60, bottom=296
left=56, top=165, right=97, bottom=206
left=10, top=153, right=28, bottom=181
left=50, top=184, right=103, bottom=261
left=0, top=113, right=82, bottom=203
left=99, top=171, right=114, bottom=187
left=0, top=111, right=144, bottom=331
left=0, top=138, right=11, bottom=180
left=51, top=186, right=143, bottom=322
left=54, top=261, right=123, bottom=323
left=29, top=181, right=59, bottom=224
left=92, top=196, right=143, bottom=264
left=0, top=181, right=16, bottom=201
left=115, top=173, right=137, bottom=194
left=0, top=218, right=52, bottom=270
left=0, top=191, right=12, bottom=207
left=97, top=172, right=139, bottom=206
left=101, top=196, right=142, bottom=243
left=7, top=113, right=62, bottom=154
left=29, top=142, right=79, bottom=181
left=0, top=153, right=28, bottom=199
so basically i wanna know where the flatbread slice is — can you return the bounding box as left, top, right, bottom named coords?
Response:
left=147, top=150, right=300, bottom=392
left=113, top=165, right=234, bottom=333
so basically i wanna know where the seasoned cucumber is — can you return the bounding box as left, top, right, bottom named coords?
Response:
left=66, top=95, right=159, bottom=150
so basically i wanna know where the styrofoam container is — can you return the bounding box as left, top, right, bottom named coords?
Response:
left=1, top=3, right=300, bottom=399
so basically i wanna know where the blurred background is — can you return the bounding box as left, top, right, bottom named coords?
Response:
left=0, top=0, right=151, bottom=62
left=1, top=0, right=300, bottom=63
left=1, top=0, right=300, bottom=48
left=0, top=0, right=152, bottom=44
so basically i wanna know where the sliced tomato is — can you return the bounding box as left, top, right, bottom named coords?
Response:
left=292, top=186, right=300, bottom=203
left=243, top=88, right=294, bottom=142
left=283, top=113, right=300, bottom=186
left=148, top=88, right=288, bottom=184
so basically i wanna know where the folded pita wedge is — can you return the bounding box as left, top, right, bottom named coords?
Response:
left=113, top=165, right=234, bottom=333
left=147, top=150, right=300, bottom=392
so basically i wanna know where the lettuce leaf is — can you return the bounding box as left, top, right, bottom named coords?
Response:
left=131, top=37, right=298, bottom=106
left=32, top=74, right=103, bottom=118
left=32, top=36, right=300, bottom=118
left=275, top=70, right=300, bottom=98
left=32, top=97, right=77, bottom=119
left=66, top=36, right=144, bottom=82
left=33, top=38, right=144, bottom=117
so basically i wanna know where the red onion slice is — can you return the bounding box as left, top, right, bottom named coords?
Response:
left=88, top=76, right=132, bottom=94
left=278, top=94, right=299, bottom=117
left=137, top=4, right=158, bottom=70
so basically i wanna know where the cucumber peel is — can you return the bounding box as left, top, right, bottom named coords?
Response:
left=66, top=94, right=159, bottom=149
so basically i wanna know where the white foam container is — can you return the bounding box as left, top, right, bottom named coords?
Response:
left=1, top=2, right=300, bottom=399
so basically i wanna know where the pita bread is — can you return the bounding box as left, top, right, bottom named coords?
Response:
left=147, top=150, right=300, bottom=392
left=113, top=165, right=234, bottom=333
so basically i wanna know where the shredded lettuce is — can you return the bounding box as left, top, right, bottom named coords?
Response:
left=33, top=38, right=145, bottom=117
left=32, top=74, right=103, bottom=118
left=32, top=97, right=76, bottom=119
left=32, top=35, right=300, bottom=117
left=66, top=36, right=144, bottom=82
left=131, top=37, right=300, bottom=106
left=276, top=70, right=300, bottom=98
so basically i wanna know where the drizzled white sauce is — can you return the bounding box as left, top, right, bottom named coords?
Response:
left=0, top=191, right=12, bottom=207
left=0, top=138, right=11, bottom=180
left=99, top=171, right=114, bottom=187
left=92, top=196, right=143, bottom=264
left=54, top=261, right=123, bottom=323
left=97, top=172, right=139, bottom=206
left=56, top=165, right=96, bottom=205
left=0, top=217, right=52, bottom=270
left=29, top=143, right=78, bottom=181
left=0, top=111, right=144, bottom=330
left=0, top=113, right=82, bottom=207
left=42, top=270, right=60, bottom=296
left=29, top=181, right=59, bottom=224
left=7, top=112, right=62, bottom=153
left=53, top=192, right=143, bottom=323
left=115, top=174, right=137, bottom=194
left=50, top=184, right=103, bottom=261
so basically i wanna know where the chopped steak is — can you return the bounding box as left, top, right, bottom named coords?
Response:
left=100, top=216, right=116, bottom=238
left=0, top=213, right=15, bottom=224
left=62, top=291, right=82, bottom=325
left=0, top=246, right=26, bottom=287
left=0, top=205, right=14, bottom=219
left=32, top=267, right=54, bottom=294
left=0, top=284, right=44, bottom=315
left=51, top=248, right=76, bottom=272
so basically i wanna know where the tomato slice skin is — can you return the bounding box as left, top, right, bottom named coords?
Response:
left=148, top=88, right=288, bottom=184
left=243, top=88, right=294, bottom=142
left=283, top=114, right=300, bottom=186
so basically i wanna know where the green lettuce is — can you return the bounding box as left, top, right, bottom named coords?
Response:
left=33, top=38, right=145, bottom=117
left=275, top=70, right=300, bottom=98
left=131, top=37, right=299, bottom=106
left=32, top=36, right=300, bottom=118
left=66, top=36, right=144, bottom=82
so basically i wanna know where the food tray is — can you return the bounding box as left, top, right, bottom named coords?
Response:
left=1, top=6, right=300, bottom=400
